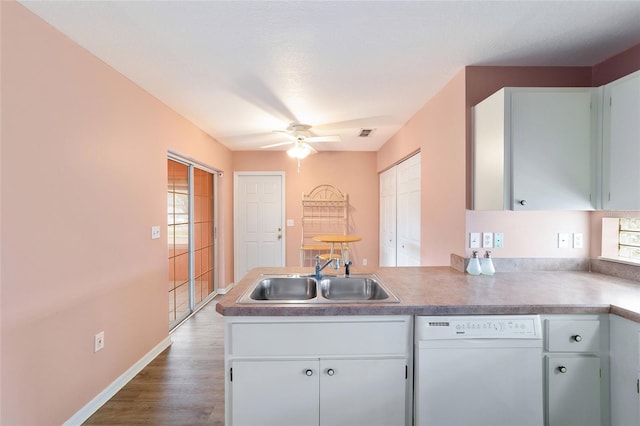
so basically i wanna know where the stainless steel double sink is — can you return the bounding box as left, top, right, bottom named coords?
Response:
left=236, top=274, right=400, bottom=304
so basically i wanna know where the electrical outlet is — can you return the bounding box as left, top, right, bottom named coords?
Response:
left=469, top=233, right=481, bottom=249
left=482, top=232, right=493, bottom=248
left=558, top=233, right=570, bottom=248
left=362, top=258, right=368, bottom=266
left=151, top=226, right=160, bottom=240
left=573, top=233, right=584, bottom=249
left=94, top=331, right=105, bottom=353
left=494, top=233, right=504, bottom=248
left=286, top=219, right=294, bottom=227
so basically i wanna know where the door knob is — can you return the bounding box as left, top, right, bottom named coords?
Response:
left=558, top=366, right=567, bottom=373
left=277, top=227, right=282, bottom=240
left=305, top=369, right=313, bottom=376
left=572, top=335, right=582, bottom=342
left=326, top=369, right=335, bottom=376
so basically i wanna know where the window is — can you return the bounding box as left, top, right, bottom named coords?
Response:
left=619, top=218, right=640, bottom=261
left=168, top=157, right=218, bottom=329
left=601, top=217, right=640, bottom=265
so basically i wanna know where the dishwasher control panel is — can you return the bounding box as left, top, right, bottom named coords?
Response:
left=416, top=315, right=541, bottom=339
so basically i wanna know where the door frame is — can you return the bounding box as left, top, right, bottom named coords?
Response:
left=233, top=171, right=286, bottom=282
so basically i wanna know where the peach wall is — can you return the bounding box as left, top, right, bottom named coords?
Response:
left=377, top=69, right=467, bottom=266
left=1, top=2, right=232, bottom=424
left=233, top=151, right=379, bottom=269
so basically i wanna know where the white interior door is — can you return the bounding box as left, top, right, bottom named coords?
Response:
left=396, top=153, right=421, bottom=266
left=379, top=167, right=397, bottom=267
left=379, top=153, right=421, bottom=267
left=234, top=173, right=285, bottom=282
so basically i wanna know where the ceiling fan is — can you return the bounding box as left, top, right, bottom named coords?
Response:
left=261, top=123, right=341, bottom=159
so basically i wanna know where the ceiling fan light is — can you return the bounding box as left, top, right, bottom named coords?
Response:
left=287, top=143, right=311, bottom=159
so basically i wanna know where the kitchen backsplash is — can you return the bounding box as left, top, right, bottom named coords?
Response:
left=452, top=253, right=639, bottom=283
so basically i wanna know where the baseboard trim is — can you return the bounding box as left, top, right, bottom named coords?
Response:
left=217, top=283, right=234, bottom=294
left=64, top=336, right=172, bottom=426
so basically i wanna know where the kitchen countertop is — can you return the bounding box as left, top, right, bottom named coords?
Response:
left=215, top=266, right=640, bottom=322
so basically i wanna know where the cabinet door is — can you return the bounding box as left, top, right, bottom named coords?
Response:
left=231, top=359, right=320, bottom=426
left=602, top=70, right=640, bottom=210
left=609, top=315, right=640, bottom=426
left=511, top=90, right=594, bottom=210
left=319, top=358, right=407, bottom=426
left=546, top=355, right=601, bottom=426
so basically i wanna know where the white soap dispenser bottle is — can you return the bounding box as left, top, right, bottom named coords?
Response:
left=481, top=250, right=496, bottom=275
left=466, top=251, right=481, bottom=275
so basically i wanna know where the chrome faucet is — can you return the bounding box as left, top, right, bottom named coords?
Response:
left=315, top=255, right=340, bottom=279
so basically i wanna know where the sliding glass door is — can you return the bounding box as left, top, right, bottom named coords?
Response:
left=168, top=157, right=218, bottom=329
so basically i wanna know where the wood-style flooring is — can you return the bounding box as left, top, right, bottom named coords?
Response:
left=84, top=299, right=225, bottom=425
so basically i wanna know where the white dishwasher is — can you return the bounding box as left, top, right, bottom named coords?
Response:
left=415, top=315, right=543, bottom=426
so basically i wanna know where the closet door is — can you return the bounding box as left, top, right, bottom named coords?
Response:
left=379, top=167, right=397, bottom=267
left=379, top=153, right=421, bottom=267
left=396, top=154, right=421, bottom=266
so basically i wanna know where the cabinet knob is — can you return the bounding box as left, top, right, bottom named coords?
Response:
left=305, top=369, right=313, bottom=376
left=558, top=366, right=567, bottom=373
left=572, top=334, right=582, bottom=342
left=326, top=368, right=335, bottom=376
left=518, top=200, right=527, bottom=206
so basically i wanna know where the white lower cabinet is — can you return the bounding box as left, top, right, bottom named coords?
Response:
left=546, top=355, right=602, bottom=426
left=609, top=314, right=640, bottom=426
left=224, top=316, right=412, bottom=426
left=230, top=357, right=406, bottom=426
left=318, top=358, right=407, bottom=426
left=543, top=315, right=609, bottom=426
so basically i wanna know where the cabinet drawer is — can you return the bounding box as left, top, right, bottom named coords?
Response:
left=546, top=320, right=600, bottom=353
left=229, top=317, right=410, bottom=356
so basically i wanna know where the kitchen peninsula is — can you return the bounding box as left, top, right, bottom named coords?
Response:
left=216, top=266, right=640, bottom=320
left=218, top=266, right=640, bottom=426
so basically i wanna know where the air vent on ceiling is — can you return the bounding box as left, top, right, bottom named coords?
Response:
left=359, top=128, right=375, bottom=138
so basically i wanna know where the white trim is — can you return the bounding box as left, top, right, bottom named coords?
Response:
left=168, top=149, right=222, bottom=175
left=63, top=336, right=172, bottom=426
left=217, top=283, right=234, bottom=294
left=597, top=256, right=640, bottom=267
left=233, top=172, right=286, bottom=282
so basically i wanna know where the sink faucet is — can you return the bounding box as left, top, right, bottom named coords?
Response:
left=344, top=261, right=352, bottom=277
left=315, top=255, right=340, bottom=279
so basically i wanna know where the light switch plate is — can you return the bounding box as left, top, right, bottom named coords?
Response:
left=494, top=233, right=504, bottom=248
left=469, top=232, right=481, bottom=248
left=286, top=219, right=294, bottom=227
left=573, top=233, right=584, bottom=249
left=558, top=233, right=569, bottom=248
left=482, top=232, right=494, bottom=248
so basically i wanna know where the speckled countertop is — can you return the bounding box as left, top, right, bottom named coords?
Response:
left=215, top=267, right=640, bottom=322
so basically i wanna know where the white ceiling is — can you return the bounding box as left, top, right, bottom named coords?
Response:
left=19, top=1, right=640, bottom=152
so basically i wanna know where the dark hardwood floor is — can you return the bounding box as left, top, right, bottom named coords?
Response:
left=84, top=299, right=225, bottom=425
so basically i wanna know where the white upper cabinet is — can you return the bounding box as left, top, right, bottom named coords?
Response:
left=602, top=70, right=640, bottom=210
left=473, top=87, right=596, bottom=210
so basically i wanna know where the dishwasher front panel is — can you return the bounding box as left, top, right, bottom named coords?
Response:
left=414, top=316, right=543, bottom=426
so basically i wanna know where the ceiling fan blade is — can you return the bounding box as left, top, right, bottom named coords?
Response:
left=313, top=116, right=398, bottom=131
left=231, top=75, right=298, bottom=124
left=261, top=141, right=293, bottom=149
left=272, top=130, right=298, bottom=140
left=305, top=135, right=341, bottom=143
